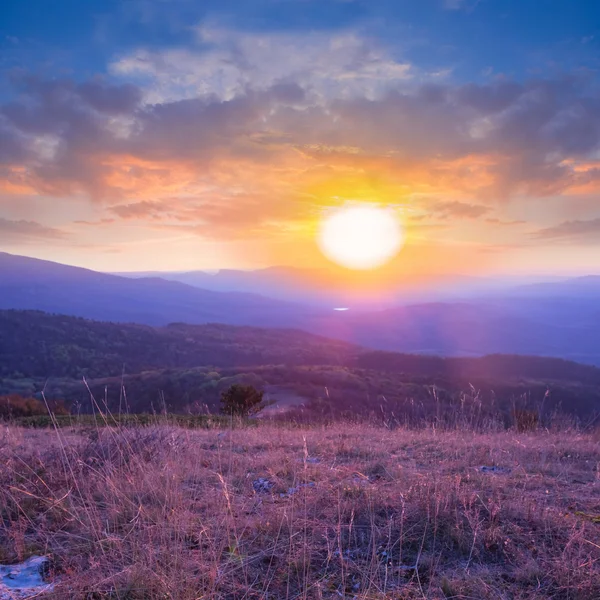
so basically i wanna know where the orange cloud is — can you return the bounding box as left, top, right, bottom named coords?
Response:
left=0, top=166, right=38, bottom=195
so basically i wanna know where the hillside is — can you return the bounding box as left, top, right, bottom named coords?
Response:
left=0, top=310, right=356, bottom=380
left=3, top=309, right=600, bottom=383
left=509, top=275, right=600, bottom=298
left=2, top=310, right=600, bottom=423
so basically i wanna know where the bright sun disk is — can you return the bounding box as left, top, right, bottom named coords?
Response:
left=317, top=204, right=404, bottom=270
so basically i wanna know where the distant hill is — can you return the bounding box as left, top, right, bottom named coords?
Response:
left=0, top=252, right=314, bottom=328
left=114, top=266, right=524, bottom=308
left=310, top=299, right=600, bottom=365
left=113, top=266, right=336, bottom=306
left=508, top=275, right=600, bottom=298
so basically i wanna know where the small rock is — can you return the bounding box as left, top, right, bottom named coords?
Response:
left=297, top=457, right=321, bottom=464
left=252, top=478, right=274, bottom=493
left=279, top=481, right=316, bottom=498
left=479, top=466, right=511, bottom=474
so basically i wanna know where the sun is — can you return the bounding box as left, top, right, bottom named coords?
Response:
left=317, top=204, right=404, bottom=270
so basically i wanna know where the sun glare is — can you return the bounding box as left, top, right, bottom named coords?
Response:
left=317, top=205, right=404, bottom=270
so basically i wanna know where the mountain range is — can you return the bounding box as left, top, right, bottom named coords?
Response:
left=0, top=252, right=311, bottom=328
left=2, top=251, right=600, bottom=365
left=113, top=266, right=577, bottom=308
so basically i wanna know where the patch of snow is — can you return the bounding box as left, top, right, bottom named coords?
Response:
left=0, top=556, right=53, bottom=599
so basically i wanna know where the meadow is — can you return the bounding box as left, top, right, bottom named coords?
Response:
left=1, top=420, right=599, bottom=599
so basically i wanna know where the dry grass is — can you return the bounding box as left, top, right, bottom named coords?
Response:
left=1, top=422, right=599, bottom=599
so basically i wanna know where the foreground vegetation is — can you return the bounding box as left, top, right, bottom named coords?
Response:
left=1, top=421, right=599, bottom=599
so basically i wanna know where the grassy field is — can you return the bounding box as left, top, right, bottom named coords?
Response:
left=5, top=413, right=236, bottom=429
left=1, top=422, right=599, bottom=599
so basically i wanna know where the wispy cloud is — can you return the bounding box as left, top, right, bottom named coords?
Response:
left=110, top=200, right=169, bottom=220
left=443, top=0, right=481, bottom=11
left=533, top=218, right=600, bottom=242
left=422, top=199, right=491, bottom=219
left=110, top=27, right=415, bottom=104
left=485, top=218, right=526, bottom=226
left=443, top=0, right=465, bottom=9
left=0, top=218, right=67, bottom=243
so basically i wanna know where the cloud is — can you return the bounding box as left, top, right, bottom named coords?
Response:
left=3, top=75, right=600, bottom=208
left=443, top=0, right=480, bottom=11
left=3, top=76, right=142, bottom=133
left=317, top=78, right=600, bottom=198
left=0, top=76, right=310, bottom=201
left=110, top=27, right=414, bottom=103
left=110, top=200, right=168, bottom=219
left=77, top=81, right=142, bottom=115
left=129, top=86, right=295, bottom=162
left=0, top=218, right=67, bottom=243
left=111, top=184, right=317, bottom=239
left=533, top=218, right=600, bottom=242
left=425, top=200, right=491, bottom=219
left=73, top=218, right=116, bottom=226
left=485, top=218, right=526, bottom=226
left=443, top=0, right=465, bottom=8
left=0, top=77, right=145, bottom=198
left=0, top=114, right=31, bottom=165
left=2, top=29, right=600, bottom=243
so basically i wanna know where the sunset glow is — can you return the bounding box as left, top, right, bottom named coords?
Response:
left=0, top=1, right=599, bottom=279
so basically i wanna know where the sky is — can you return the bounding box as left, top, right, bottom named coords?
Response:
left=1, top=0, right=600, bottom=276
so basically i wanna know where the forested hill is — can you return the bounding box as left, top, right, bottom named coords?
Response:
left=0, top=310, right=356, bottom=379
left=2, top=310, right=600, bottom=386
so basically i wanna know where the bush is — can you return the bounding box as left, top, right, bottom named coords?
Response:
left=220, top=384, right=265, bottom=417
left=0, top=394, right=69, bottom=419
left=513, top=408, right=539, bottom=432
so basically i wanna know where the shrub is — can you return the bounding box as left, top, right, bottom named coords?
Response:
left=513, top=408, right=539, bottom=432
left=219, top=384, right=265, bottom=417
left=0, top=394, right=69, bottom=419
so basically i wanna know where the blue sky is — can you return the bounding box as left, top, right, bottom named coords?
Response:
left=3, top=0, right=599, bottom=83
left=1, top=0, right=600, bottom=274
